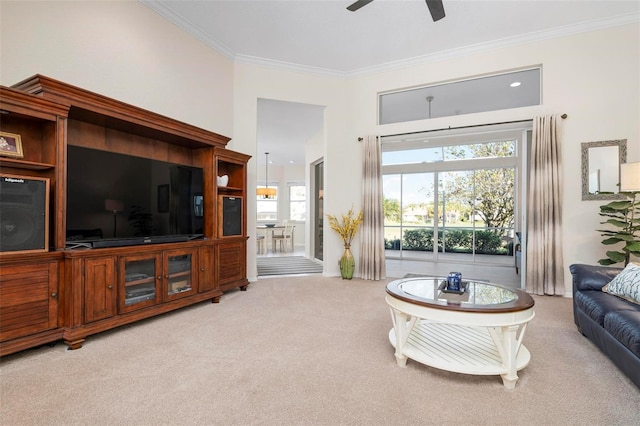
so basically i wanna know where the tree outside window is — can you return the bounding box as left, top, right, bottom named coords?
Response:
left=445, top=141, right=515, bottom=233
left=382, top=139, right=517, bottom=255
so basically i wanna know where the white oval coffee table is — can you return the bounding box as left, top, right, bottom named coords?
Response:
left=386, top=277, right=535, bottom=389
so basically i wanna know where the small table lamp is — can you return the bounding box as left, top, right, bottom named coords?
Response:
left=105, top=199, right=124, bottom=237
left=620, top=162, right=640, bottom=193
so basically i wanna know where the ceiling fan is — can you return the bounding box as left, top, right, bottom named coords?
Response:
left=347, top=0, right=446, bottom=22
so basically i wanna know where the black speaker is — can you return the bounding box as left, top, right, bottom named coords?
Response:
left=0, top=174, right=49, bottom=253
left=220, top=195, right=242, bottom=237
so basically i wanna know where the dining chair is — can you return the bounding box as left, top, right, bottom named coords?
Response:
left=256, top=234, right=265, bottom=255
left=271, top=220, right=287, bottom=238
left=272, top=221, right=294, bottom=252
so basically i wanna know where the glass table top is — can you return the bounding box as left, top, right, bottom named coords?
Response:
left=386, top=277, right=534, bottom=312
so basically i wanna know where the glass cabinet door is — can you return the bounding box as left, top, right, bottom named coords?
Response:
left=164, top=250, right=196, bottom=301
left=119, top=254, right=161, bottom=312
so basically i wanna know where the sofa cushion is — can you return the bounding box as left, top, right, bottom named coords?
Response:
left=574, top=290, right=638, bottom=326
left=603, top=262, right=640, bottom=305
left=604, top=310, right=640, bottom=357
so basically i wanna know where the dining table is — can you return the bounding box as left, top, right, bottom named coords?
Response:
left=256, top=224, right=295, bottom=253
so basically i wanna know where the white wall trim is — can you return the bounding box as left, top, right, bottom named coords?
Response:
left=345, top=12, right=639, bottom=78
left=140, top=0, right=236, bottom=60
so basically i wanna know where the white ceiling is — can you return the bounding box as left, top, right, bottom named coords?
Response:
left=141, top=0, right=639, bottom=166
left=256, top=98, right=325, bottom=167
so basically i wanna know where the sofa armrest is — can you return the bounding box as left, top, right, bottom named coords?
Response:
left=569, top=264, right=622, bottom=292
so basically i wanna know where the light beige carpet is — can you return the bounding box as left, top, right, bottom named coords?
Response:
left=1, top=275, right=639, bottom=425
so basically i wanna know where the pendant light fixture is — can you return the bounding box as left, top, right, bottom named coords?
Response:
left=426, top=96, right=433, bottom=119
left=256, top=152, right=277, bottom=198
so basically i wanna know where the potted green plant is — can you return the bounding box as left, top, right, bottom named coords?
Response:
left=327, top=207, right=363, bottom=279
left=597, top=191, right=640, bottom=266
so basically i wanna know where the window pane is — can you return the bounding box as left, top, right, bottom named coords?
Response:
left=257, top=200, right=277, bottom=221
left=379, top=68, right=540, bottom=125
left=290, top=185, right=305, bottom=201
left=402, top=173, right=435, bottom=226
left=257, top=185, right=278, bottom=222
left=289, top=185, right=306, bottom=221
left=382, top=147, right=443, bottom=165
left=383, top=140, right=515, bottom=166
left=383, top=175, right=402, bottom=226
left=444, top=140, right=515, bottom=160
left=290, top=202, right=305, bottom=221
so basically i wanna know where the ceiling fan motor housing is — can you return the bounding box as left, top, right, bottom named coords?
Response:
left=347, top=0, right=446, bottom=22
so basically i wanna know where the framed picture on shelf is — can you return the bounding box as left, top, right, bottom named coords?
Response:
left=0, top=131, right=24, bottom=158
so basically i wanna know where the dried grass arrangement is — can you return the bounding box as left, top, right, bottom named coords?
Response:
left=327, top=207, right=363, bottom=247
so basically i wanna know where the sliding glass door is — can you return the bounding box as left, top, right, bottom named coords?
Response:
left=382, top=125, right=523, bottom=268
left=438, top=168, right=515, bottom=265
left=384, top=173, right=437, bottom=261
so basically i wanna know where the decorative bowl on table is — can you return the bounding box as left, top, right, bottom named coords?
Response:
left=265, top=223, right=276, bottom=228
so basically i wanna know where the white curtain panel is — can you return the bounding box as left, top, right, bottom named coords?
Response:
left=526, top=115, right=565, bottom=295
left=359, top=135, right=386, bottom=280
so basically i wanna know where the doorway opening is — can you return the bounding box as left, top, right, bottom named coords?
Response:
left=256, top=98, right=324, bottom=276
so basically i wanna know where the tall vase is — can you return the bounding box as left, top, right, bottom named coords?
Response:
left=339, top=244, right=355, bottom=280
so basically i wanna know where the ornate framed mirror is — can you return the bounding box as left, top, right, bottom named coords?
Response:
left=581, top=139, right=627, bottom=201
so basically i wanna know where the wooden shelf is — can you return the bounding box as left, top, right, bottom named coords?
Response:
left=124, top=277, right=155, bottom=287
left=0, top=157, right=55, bottom=170
left=218, top=186, right=243, bottom=192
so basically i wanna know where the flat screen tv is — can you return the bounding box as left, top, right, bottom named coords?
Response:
left=66, top=145, right=204, bottom=247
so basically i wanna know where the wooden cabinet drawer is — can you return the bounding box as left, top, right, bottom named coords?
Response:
left=0, top=262, right=58, bottom=341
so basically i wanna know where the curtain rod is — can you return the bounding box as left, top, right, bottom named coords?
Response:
left=357, top=114, right=567, bottom=141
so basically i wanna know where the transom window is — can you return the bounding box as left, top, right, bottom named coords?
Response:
left=382, top=140, right=515, bottom=166
left=379, top=68, right=541, bottom=125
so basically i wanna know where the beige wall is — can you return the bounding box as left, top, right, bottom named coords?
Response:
left=346, top=23, right=639, bottom=291
left=2, top=1, right=638, bottom=290
left=0, top=0, right=234, bottom=136
left=234, top=23, right=639, bottom=288
left=231, top=63, right=351, bottom=280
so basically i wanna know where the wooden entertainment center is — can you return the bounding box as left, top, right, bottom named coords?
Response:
left=0, top=75, right=250, bottom=356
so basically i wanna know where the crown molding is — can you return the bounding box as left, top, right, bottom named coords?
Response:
left=234, top=55, right=347, bottom=79
left=140, top=1, right=639, bottom=80
left=344, top=11, right=640, bottom=78
left=140, top=0, right=236, bottom=60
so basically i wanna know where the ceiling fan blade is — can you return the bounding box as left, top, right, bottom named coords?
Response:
left=347, top=0, right=374, bottom=12
left=425, top=0, right=446, bottom=21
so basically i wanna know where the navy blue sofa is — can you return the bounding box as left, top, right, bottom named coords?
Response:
left=569, top=264, right=640, bottom=389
